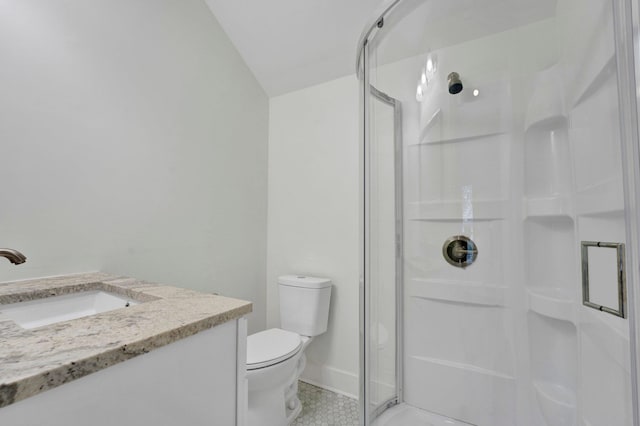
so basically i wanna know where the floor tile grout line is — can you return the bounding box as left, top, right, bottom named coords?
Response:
left=292, top=381, right=359, bottom=426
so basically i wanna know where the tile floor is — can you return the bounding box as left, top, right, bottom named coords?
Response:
left=292, top=381, right=359, bottom=426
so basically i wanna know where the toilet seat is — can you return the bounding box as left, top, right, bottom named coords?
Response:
left=247, top=328, right=302, bottom=370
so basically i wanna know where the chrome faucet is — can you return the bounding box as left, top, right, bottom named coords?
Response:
left=0, top=248, right=27, bottom=265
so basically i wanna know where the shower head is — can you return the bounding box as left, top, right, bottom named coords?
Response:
left=448, top=72, right=463, bottom=95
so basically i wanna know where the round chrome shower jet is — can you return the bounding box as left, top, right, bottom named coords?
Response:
left=447, top=72, right=463, bottom=94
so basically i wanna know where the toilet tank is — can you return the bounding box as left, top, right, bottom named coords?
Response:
left=278, top=275, right=332, bottom=337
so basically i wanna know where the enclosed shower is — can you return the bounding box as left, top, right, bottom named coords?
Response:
left=357, top=0, right=640, bottom=424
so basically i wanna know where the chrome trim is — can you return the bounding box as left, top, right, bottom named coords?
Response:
left=359, top=40, right=371, bottom=426
left=360, top=84, right=404, bottom=425
left=355, top=0, right=403, bottom=79
left=371, top=397, right=398, bottom=419
left=0, top=248, right=27, bottom=265
left=370, top=86, right=395, bottom=106
left=391, top=91, right=404, bottom=406
left=581, top=241, right=627, bottom=318
left=615, top=0, right=640, bottom=421
left=442, top=235, right=478, bottom=269
left=368, top=85, right=405, bottom=415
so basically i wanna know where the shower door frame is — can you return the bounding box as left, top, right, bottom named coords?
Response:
left=617, top=1, right=640, bottom=424
left=360, top=39, right=405, bottom=425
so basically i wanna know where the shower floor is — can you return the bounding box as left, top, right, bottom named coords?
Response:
left=291, top=381, right=474, bottom=426
left=372, top=404, right=475, bottom=426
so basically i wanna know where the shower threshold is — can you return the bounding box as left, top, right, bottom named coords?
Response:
left=372, top=404, right=476, bottom=426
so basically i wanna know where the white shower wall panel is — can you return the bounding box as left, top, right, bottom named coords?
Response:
left=404, top=219, right=505, bottom=285
left=405, top=296, right=515, bottom=376
left=417, top=74, right=512, bottom=145
left=403, top=354, right=517, bottom=425
left=399, top=20, right=534, bottom=426
left=404, top=216, right=514, bottom=424
left=369, top=3, right=634, bottom=423
left=580, top=327, right=633, bottom=425
left=562, top=0, right=632, bottom=421
left=558, top=0, right=615, bottom=109
left=570, top=73, right=622, bottom=194
left=527, top=313, right=577, bottom=393
left=524, top=218, right=576, bottom=291
left=413, top=135, right=510, bottom=202
left=524, top=125, right=571, bottom=199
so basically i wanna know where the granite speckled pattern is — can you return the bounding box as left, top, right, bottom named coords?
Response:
left=0, top=272, right=252, bottom=408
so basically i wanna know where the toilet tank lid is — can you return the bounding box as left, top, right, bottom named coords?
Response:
left=278, top=275, right=332, bottom=289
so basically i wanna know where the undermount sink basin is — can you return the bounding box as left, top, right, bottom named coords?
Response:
left=0, top=291, right=139, bottom=329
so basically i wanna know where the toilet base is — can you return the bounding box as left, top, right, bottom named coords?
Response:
left=247, top=353, right=307, bottom=426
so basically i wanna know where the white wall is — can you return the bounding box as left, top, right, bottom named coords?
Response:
left=267, top=75, right=360, bottom=397
left=0, top=0, right=268, bottom=333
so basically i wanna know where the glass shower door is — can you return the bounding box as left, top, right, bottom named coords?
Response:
left=361, top=46, right=403, bottom=424
left=359, top=0, right=640, bottom=424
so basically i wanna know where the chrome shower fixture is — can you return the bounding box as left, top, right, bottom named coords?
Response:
left=448, top=72, right=463, bottom=94
left=442, top=236, right=477, bottom=268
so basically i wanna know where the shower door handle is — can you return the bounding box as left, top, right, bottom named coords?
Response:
left=581, top=241, right=627, bottom=318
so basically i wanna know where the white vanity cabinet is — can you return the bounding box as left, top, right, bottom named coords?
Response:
left=0, top=317, right=247, bottom=426
left=0, top=273, right=251, bottom=426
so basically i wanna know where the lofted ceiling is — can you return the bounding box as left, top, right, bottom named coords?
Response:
left=204, top=0, right=383, bottom=96
left=205, top=0, right=557, bottom=97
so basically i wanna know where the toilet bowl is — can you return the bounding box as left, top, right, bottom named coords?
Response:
left=246, top=275, right=332, bottom=426
left=246, top=329, right=312, bottom=425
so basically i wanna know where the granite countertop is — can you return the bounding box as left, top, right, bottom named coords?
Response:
left=0, top=272, right=252, bottom=408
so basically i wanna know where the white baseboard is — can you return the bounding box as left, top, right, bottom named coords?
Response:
left=300, top=360, right=359, bottom=399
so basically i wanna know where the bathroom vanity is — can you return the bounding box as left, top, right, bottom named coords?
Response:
left=0, top=273, right=251, bottom=426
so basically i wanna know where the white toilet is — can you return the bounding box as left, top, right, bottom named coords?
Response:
left=246, top=275, right=332, bottom=426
